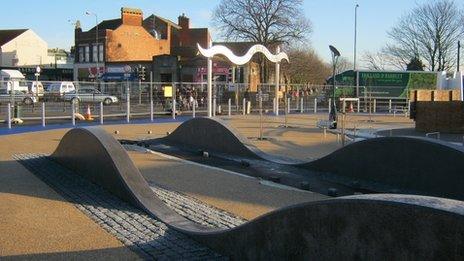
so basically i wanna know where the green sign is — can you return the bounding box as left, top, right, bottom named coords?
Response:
left=333, top=70, right=437, bottom=98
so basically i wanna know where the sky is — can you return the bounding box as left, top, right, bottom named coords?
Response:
left=0, top=0, right=447, bottom=66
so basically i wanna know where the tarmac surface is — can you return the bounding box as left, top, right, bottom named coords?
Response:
left=0, top=113, right=414, bottom=258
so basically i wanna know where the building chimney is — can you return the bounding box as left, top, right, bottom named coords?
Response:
left=121, top=7, right=143, bottom=26
left=178, top=13, right=190, bottom=29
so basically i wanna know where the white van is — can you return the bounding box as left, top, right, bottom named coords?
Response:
left=0, top=69, right=28, bottom=93
left=44, top=81, right=75, bottom=101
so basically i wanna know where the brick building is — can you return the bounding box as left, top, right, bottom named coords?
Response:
left=73, top=6, right=261, bottom=89
left=74, top=7, right=212, bottom=82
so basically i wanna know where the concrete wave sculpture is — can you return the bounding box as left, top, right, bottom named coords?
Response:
left=164, top=117, right=464, bottom=200
left=197, top=43, right=289, bottom=65
left=50, top=127, right=464, bottom=259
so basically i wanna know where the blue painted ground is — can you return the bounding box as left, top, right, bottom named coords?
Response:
left=0, top=116, right=191, bottom=136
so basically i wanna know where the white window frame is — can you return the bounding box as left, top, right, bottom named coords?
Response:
left=78, top=46, right=84, bottom=62
left=92, top=45, right=98, bottom=63
left=98, top=44, right=104, bottom=62
left=84, top=45, right=90, bottom=62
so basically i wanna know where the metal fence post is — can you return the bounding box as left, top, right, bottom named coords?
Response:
left=243, top=98, right=246, bottom=115
left=273, top=97, right=276, bottom=114
left=150, top=72, right=154, bottom=122
left=213, top=97, right=216, bottom=117
left=357, top=99, right=360, bottom=113
left=126, top=83, right=130, bottom=123
left=328, top=98, right=332, bottom=114
left=71, top=102, right=75, bottom=126
left=150, top=99, right=154, bottom=122
left=100, top=101, right=104, bottom=125
left=300, top=97, right=304, bottom=113
left=7, top=103, right=11, bottom=129
left=228, top=98, right=231, bottom=117
left=287, top=97, right=291, bottom=113
left=407, top=100, right=411, bottom=118
left=373, top=99, right=377, bottom=113
left=41, top=102, right=46, bottom=127
left=389, top=99, right=392, bottom=113
left=172, top=99, right=176, bottom=120
left=314, top=98, right=317, bottom=113
left=193, top=100, right=196, bottom=118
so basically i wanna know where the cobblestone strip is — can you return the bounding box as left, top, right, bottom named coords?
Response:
left=150, top=185, right=246, bottom=229
left=14, top=153, right=227, bottom=260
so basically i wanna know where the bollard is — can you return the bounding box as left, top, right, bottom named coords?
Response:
left=150, top=99, right=154, bottom=122
left=193, top=100, right=196, bottom=118
left=213, top=98, right=216, bottom=117
left=328, top=98, right=332, bottom=114
left=7, top=103, right=11, bottom=129
left=373, top=99, right=377, bottom=113
left=172, top=99, right=176, bottom=120
left=72, top=102, right=76, bottom=126
left=228, top=98, right=231, bottom=117
left=100, top=101, right=104, bottom=125
left=314, top=98, right=317, bottom=113
left=389, top=99, right=392, bottom=113
left=41, top=102, right=46, bottom=127
left=243, top=98, right=246, bottom=115
left=300, top=97, right=304, bottom=113
left=126, top=89, right=130, bottom=123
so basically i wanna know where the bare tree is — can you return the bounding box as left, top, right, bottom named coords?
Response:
left=335, top=57, right=353, bottom=74
left=361, top=51, right=406, bottom=71
left=385, top=0, right=464, bottom=71
left=213, top=0, right=312, bottom=83
left=213, top=0, right=312, bottom=45
left=281, top=47, right=331, bottom=84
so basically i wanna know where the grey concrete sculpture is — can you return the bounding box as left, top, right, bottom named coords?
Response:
left=163, top=117, right=464, bottom=200
left=51, top=127, right=464, bottom=259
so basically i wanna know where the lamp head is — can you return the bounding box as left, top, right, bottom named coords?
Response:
left=329, top=45, right=341, bottom=57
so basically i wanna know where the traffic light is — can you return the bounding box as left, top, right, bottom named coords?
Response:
left=228, top=68, right=233, bottom=82
left=138, top=66, right=146, bottom=81
left=136, top=65, right=146, bottom=81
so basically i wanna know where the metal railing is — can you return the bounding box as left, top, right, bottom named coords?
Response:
left=0, top=80, right=414, bottom=129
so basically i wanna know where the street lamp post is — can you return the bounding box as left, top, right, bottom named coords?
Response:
left=329, top=45, right=341, bottom=129
left=354, top=4, right=359, bottom=71
left=86, top=11, right=99, bottom=80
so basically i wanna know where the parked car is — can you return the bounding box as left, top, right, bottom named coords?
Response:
left=63, top=88, right=119, bottom=105
left=0, top=89, right=38, bottom=105
left=44, top=81, right=75, bottom=101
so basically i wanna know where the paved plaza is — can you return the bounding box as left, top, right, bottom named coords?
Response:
left=1, top=113, right=463, bottom=259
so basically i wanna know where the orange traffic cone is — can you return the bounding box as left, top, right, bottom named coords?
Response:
left=348, top=102, right=354, bottom=113
left=84, top=105, right=94, bottom=121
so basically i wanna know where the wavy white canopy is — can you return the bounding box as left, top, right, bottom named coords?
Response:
left=197, top=43, right=289, bottom=65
